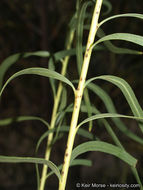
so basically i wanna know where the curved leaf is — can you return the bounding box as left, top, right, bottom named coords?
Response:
left=83, top=26, right=141, bottom=54
left=0, top=67, right=75, bottom=98
left=23, top=51, right=50, bottom=58
left=65, top=102, right=143, bottom=145
left=82, top=104, right=124, bottom=147
left=0, top=116, right=50, bottom=128
left=102, top=0, right=112, bottom=15
left=93, top=33, right=143, bottom=50
left=97, top=28, right=141, bottom=54
left=77, top=113, right=143, bottom=128
left=85, top=75, right=143, bottom=133
left=71, top=141, right=137, bottom=167
left=0, top=51, right=50, bottom=89
left=99, top=13, right=143, bottom=27
left=70, top=158, right=92, bottom=167
left=0, top=155, right=60, bottom=180
left=87, top=83, right=143, bottom=144
left=47, top=46, right=103, bottom=98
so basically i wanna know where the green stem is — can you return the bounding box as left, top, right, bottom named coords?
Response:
left=39, top=29, right=74, bottom=190
left=58, top=1, right=103, bottom=190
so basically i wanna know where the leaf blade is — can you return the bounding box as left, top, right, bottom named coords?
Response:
left=71, top=141, right=137, bottom=167
left=93, top=33, right=143, bottom=50
left=0, top=51, right=50, bottom=89
left=0, top=155, right=60, bottom=180
left=0, top=116, right=50, bottom=128
left=99, top=13, right=143, bottom=27
left=0, top=67, right=75, bottom=98
left=86, top=82, right=143, bottom=144
left=85, top=75, right=143, bottom=133
left=97, top=28, right=142, bottom=54
left=78, top=113, right=143, bottom=128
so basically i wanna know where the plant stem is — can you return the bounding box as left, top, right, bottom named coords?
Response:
left=39, top=29, right=74, bottom=190
left=58, top=1, right=103, bottom=190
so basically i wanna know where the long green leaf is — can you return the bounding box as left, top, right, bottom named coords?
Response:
left=87, top=83, right=143, bottom=144
left=77, top=113, right=143, bottom=129
left=70, top=158, right=92, bottom=167
left=0, top=67, right=75, bottom=98
left=71, top=141, right=137, bottom=167
left=0, top=51, right=50, bottom=89
left=0, top=116, right=49, bottom=128
left=83, top=26, right=141, bottom=54
left=97, top=28, right=142, bottom=54
left=78, top=108, right=143, bottom=187
left=78, top=110, right=143, bottom=188
left=99, top=13, right=143, bottom=27
left=23, top=51, right=50, bottom=58
left=0, top=155, right=60, bottom=180
left=82, top=104, right=124, bottom=147
left=66, top=102, right=143, bottom=145
left=93, top=33, right=143, bottom=50
left=85, top=75, right=143, bottom=133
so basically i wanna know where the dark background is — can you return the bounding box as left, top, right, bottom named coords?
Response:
left=0, top=0, right=143, bottom=189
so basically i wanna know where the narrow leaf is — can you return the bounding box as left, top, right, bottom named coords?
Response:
left=0, top=116, right=49, bottom=128
left=93, top=33, right=143, bottom=50
left=0, top=51, right=50, bottom=89
left=83, top=26, right=141, bottom=54
left=87, top=83, right=143, bottom=144
left=71, top=141, right=137, bottom=167
left=0, top=67, right=75, bottom=98
left=97, top=28, right=141, bottom=54
left=85, top=75, right=143, bottom=133
left=77, top=113, right=143, bottom=129
left=0, top=155, right=60, bottom=180
left=99, top=13, right=143, bottom=27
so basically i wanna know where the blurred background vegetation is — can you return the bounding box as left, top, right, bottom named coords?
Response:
left=0, top=0, right=143, bottom=189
